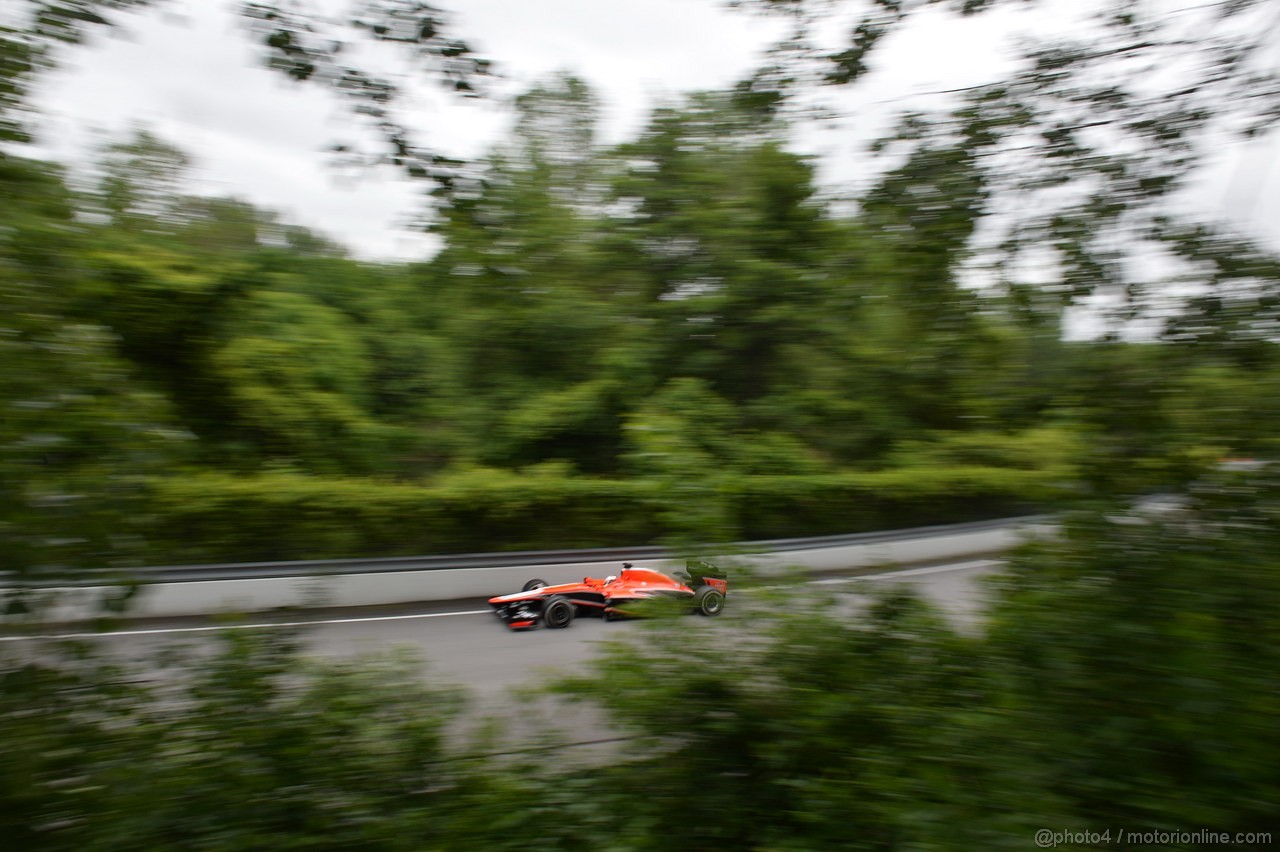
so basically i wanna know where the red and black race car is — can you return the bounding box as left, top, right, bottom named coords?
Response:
left=488, top=561, right=727, bottom=629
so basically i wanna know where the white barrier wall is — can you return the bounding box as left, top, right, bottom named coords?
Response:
left=39, top=521, right=1051, bottom=622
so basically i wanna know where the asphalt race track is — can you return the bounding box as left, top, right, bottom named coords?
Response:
left=6, top=558, right=999, bottom=683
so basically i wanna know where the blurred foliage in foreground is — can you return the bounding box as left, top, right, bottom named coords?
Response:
left=4, top=468, right=1277, bottom=850
left=553, top=468, right=1280, bottom=849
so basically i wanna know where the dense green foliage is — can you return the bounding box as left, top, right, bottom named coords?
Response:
left=4, top=85, right=1277, bottom=570
left=1, top=631, right=480, bottom=851
left=3, top=0, right=1278, bottom=576
left=0, top=99, right=1083, bottom=573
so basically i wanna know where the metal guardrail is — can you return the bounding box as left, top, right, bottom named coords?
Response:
left=16, top=515, right=1048, bottom=587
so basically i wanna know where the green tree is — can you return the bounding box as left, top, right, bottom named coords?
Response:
left=421, top=76, right=632, bottom=472
left=737, top=0, right=1280, bottom=330
left=0, top=155, right=178, bottom=592
left=92, top=126, right=190, bottom=228
left=1163, top=362, right=1280, bottom=462
left=603, top=97, right=834, bottom=405
left=211, top=289, right=385, bottom=473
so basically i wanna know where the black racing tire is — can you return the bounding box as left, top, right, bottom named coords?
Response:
left=542, top=596, right=575, bottom=629
left=522, top=578, right=549, bottom=592
left=693, top=585, right=725, bottom=617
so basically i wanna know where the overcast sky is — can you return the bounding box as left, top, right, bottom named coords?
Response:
left=29, top=0, right=1280, bottom=262
left=33, top=0, right=789, bottom=258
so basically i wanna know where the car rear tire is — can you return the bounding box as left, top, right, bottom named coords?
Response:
left=542, top=596, right=575, bottom=629
left=693, top=585, right=725, bottom=616
left=522, top=578, right=549, bottom=592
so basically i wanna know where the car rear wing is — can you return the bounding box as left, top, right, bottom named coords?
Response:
left=681, top=559, right=727, bottom=594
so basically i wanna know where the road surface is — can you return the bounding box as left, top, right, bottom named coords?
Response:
left=6, top=558, right=998, bottom=680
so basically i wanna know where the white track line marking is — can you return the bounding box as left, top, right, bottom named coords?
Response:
left=821, top=558, right=999, bottom=583
left=0, top=609, right=490, bottom=642
left=1, top=559, right=1001, bottom=642
left=751, top=558, right=999, bottom=593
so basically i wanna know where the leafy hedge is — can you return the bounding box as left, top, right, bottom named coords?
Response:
left=732, top=465, right=1065, bottom=540
left=147, top=464, right=1071, bottom=564
left=148, top=468, right=658, bottom=563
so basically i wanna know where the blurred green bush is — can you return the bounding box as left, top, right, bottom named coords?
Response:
left=147, top=462, right=1068, bottom=563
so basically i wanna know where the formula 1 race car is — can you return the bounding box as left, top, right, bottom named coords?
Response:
left=488, top=561, right=728, bottom=629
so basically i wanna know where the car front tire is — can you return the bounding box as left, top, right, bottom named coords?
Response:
left=542, top=596, right=575, bottom=629
left=522, top=578, right=549, bottom=592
